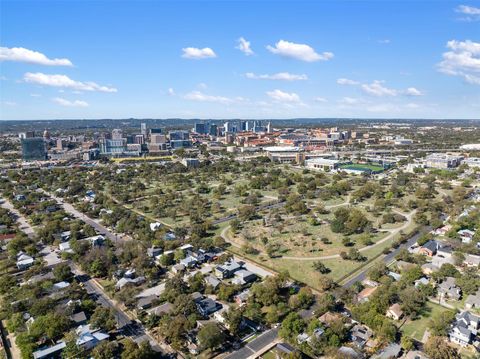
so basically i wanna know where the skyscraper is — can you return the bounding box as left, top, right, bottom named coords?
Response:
left=21, top=138, right=47, bottom=161
left=141, top=123, right=147, bottom=137
left=112, top=129, right=123, bottom=140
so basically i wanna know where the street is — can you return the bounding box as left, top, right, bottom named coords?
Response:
left=342, top=229, right=427, bottom=288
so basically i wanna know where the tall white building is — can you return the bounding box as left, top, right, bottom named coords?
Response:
left=112, top=129, right=123, bottom=140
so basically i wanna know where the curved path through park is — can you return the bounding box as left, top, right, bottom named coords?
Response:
left=221, top=199, right=416, bottom=261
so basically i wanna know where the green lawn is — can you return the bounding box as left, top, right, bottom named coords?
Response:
left=340, top=164, right=385, bottom=173
left=401, top=302, right=453, bottom=341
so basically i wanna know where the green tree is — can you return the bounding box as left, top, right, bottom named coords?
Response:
left=197, top=323, right=225, bottom=350
left=90, top=307, right=117, bottom=332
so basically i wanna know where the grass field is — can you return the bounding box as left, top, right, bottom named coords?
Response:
left=401, top=302, right=453, bottom=341
left=339, top=163, right=385, bottom=173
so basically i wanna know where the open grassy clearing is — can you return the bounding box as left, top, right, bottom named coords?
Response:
left=400, top=302, right=453, bottom=341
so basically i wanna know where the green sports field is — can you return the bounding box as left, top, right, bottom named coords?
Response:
left=339, top=163, right=385, bottom=173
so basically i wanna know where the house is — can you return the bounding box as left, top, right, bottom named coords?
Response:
left=421, top=263, right=439, bottom=275
left=147, top=246, right=162, bottom=258
left=180, top=255, right=198, bottom=268
left=32, top=341, right=66, bottom=359
left=76, top=324, right=110, bottom=350
left=147, top=302, right=173, bottom=316
left=137, top=295, right=158, bottom=310
left=414, top=277, right=430, bottom=288
left=433, top=224, right=452, bottom=236
left=149, top=222, right=162, bottom=231
left=16, top=252, right=34, bottom=270
left=404, top=350, right=429, bottom=359
left=373, top=343, right=402, bottom=359
left=449, top=311, right=480, bottom=346
left=70, top=311, right=87, bottom=325
left=319, top=311, right=343, bottom=326
left=297, top=332, right=310, bottom=344
left=115, top=276, right=145, bottom=290
left=275, top=343, right=298, bottom=356
left=204, top=275, right=221, bottom=290
left=351, top=324, right=373, bottom=348
left=84, top=235, right=104, bottom=246
left=53, top=281, right=70, bottom=291
left=386, top=303, right=404, bottom=321
left=387, top=271, right=402, bottom=281
left=357, top=287, right=378, bottom=303
left=465, top=290, right=480, bottom=310
left=196, top=298, right=222, bottom=317
left=436, top=245, right=453, bottom=258
left=459, top=229, right=476, bottom=244
left=59, top=241, right=73, bottom=253
left=172, top=263, right=186, bottom=274
left=235, top=289, right=251, bottom=306
left=213, top=306, right=229, bottom=326
left=232, top=269, right=257, bottom=285
left=60, top=231, right=71, bottom=241
left=418, top=240, right=438, bottom=256
left=164, top=232, right=177, bottom=241
left=215, top=260, right=243, bottom=279
left=464, top=254, right=480, bottom=267
left=438, top=277, right=461, bottom=300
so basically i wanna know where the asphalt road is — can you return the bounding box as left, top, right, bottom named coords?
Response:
left=38, top=189, right=128, bottom=246
left=342, top=229, right=427, bottom=288
left=224, top=328, right=279, bottom=359
left=71, top=263, right=164, bottom=353
left=0, top=197, right=35, bottom=239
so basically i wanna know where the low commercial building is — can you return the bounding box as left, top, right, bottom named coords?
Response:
left=305, top=158, right=347, bottom=171
left=425, top=153, right=463, bottom=169
left=264, top=146, right=304, bottom=164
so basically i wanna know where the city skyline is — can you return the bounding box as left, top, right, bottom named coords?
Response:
left=1, top=0, right=480, bottom=120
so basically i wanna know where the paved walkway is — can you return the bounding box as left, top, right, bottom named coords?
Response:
left=221, top=203, right=416, bottom=261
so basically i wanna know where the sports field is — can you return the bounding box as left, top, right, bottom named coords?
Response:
left=339, top=163, right=385, bottom=173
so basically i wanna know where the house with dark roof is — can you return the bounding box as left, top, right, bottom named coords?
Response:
left=196, top=298, right=222, bottom=317
left=438, top=277, right=461, bottom=300
left=215, top=260, right=243, bottom=279
left=466, top=289, right=480, bottom=310
left=449, top=311, right=480, bottom=346
left=418, top=240, right=438, bottom=256
left=351, top=324, right=373, bottom=348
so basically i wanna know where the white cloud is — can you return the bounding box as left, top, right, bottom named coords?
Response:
left=167, top=88, right=175, bottom=96
left=455, top=5, right=480, bottom=21
left=266, top=40, right=333, bottom=62
left=23, top=72, right=117, bottom=92
left=197, top=83, right=208, bottom=89
left=236, top=37, right=254, bottom=56
left=337, top=78, right=359, bottom=85
left=437, top=40, right=480, bottom=85
left=404, top=87, right=424, bottom=96
left=314, top=97, right=328, bottom=103
left=339, top=97, right=361, bottom=105
left=361, top=80, right=397, bottom=96
left=378, top=39, right=391, bottom=44
left=245, top=72, right=308, bottom=81
left=53, top=97, right=89, bottom=107
left=0, top=47, right=73, bottom=66
left=266, top=89, right=301, bottom=103
left=30, top=93, right=41, bottom=97
left=0, top=76, right=6, bottom=81
left=406, top=103, right=420, bottom=109
left=181, top=47, right=217, bottom=59
left=184, top=91, right=235, bottom=104
left=3, top=101, right=17, bottom=106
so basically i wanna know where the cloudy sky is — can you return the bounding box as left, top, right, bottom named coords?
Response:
left=1, top=0, right=479, bottom=120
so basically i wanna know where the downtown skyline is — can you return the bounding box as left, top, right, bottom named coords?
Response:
left=1, top=0, right=480, bottom=120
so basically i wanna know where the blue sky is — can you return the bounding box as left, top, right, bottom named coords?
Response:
left=1, top=0, right=479, bottom=120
